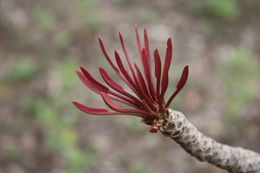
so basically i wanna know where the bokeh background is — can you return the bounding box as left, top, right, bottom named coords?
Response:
left=0, top=0, right=260, bottom=173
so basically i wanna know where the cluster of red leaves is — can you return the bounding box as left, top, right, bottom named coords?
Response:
left=73, top=26, right=189, bottom=127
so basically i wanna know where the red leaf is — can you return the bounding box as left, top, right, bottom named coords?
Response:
left=134, top=64, right=157, bottom=111
left=119, top=32, right=134, bottom=71
left=166, top=65, right=189, bottom=107
left=72, top=101, right=120, bottom=115
left=114, top=51, right=141, bottom=95
left=134, top=25, right=142, bottom=58
left=134, top=64, right=150, bottom=97
left=80, top=66, right=109, bottom=92
left=78, top=67, right=139, bottom=108
left=101, top=93, right=148, bottom=117
left=99, top=67, right=143, bottom=107
left=98, top=37, right=119, bottom=73
left=141, top=48, right=150, bottom=78
left=154, top=49, right=162, bottom=98
left=160, top=38, right=173, bottom=102
left=119, top=32, right=143, bottom=97
left=154, top=49, right=161, bottom=79
left=144, top=28, right=151, bottom=65
left=108, top=95, right=140, bottom=108
left=99, top=36, right=138, bottom=93
left=141, top=49, right=156, bottom=101
left=76, top=70, right=108, bottom=94
left=177, top=65, right=189, bottom=89
left=99, top=68, right=124, bottom=91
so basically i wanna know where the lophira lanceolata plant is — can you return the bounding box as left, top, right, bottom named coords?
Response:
left=73, top=26, right=188, bottom=133
left=73, top=26, right=260, bottom=173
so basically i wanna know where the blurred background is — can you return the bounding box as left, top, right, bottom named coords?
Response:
left=0, top=0, right=260, bottom=173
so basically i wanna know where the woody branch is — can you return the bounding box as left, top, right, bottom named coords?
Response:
left=160, top=109, right=260, bottom=173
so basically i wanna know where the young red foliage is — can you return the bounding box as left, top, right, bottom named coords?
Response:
left=73, top=26, right=189, bottom=133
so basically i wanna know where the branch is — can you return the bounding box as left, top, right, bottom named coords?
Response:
left=160, top=109, right=260, bottom=173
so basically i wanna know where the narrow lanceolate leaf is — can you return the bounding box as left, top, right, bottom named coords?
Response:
left=101, top=93, right=148, bottom=117
left=80, top=66, right=109, bottom=92
left=76, top=70, right=109, bottom=94
left=78, top=67, right=139, bottom=107
left=143, top=28, right=151, bottom=65
left=72, top=101, right=120, bottom=115
left=114, top=51, right=141, bottom=96
left=99, top=36, right=138, bottom=92
left=154, top=49, right=162, bottom=98
left=135, top=25, right=142, bottom=58
left=108, top=95, right=140, bottom=108
left=119, top=32, right=134, bottom=71
left=99, top=67, right=124, bottom=91
left=176, top=65, right=189, bottom=89
left=160, top=38, right=173, bottom=102
left=119, top=32, right=144, bottom=95
left=166, top=65, right=189, bottom=107
left=134, top=64, right=158, bottom=112
left=99, top=67, right=143, bottom=107
left=141, top=49, right=157, bottom=101
left=134, top=64, right=151, bottom=98
left=98, top=37, right=119, bottom=73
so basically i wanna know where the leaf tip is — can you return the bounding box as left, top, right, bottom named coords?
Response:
left=167, top=38, right=172, bottom=47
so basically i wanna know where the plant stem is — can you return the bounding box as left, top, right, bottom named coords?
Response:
left=160, top=109, right=260, bottom=173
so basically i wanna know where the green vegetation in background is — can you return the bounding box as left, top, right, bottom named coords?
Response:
left=52, top=30, right=72, bottom=49
left=218, top=48, right=259, bottom=131
left=58, top=59, right=78, bottom=88
left=77, top=0, right=94, bottom=13
left=3, top=0, right=106, bottom=172
left=6, top=58, right=38, bottom=83
left=34, top=3, right=55, bottom=29
left=127, top=116, right=143, bottom=135
left=120, top=0, right=135, bottom=5
left=33, top=0, right=102, bottom=35
left=34, top=59, right=96, bottom=173
left=77, top=0, right=102, bottom=29
left=131, top=162, right=151, bottom=173
left=192, top=0, right=239, bottom=20
left=35, top=100, right=96, bottom=173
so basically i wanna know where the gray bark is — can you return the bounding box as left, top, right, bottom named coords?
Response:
left=159, top=109, right=260, bottom=173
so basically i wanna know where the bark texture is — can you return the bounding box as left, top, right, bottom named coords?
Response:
left=160, top=109, right=260, bottom=173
